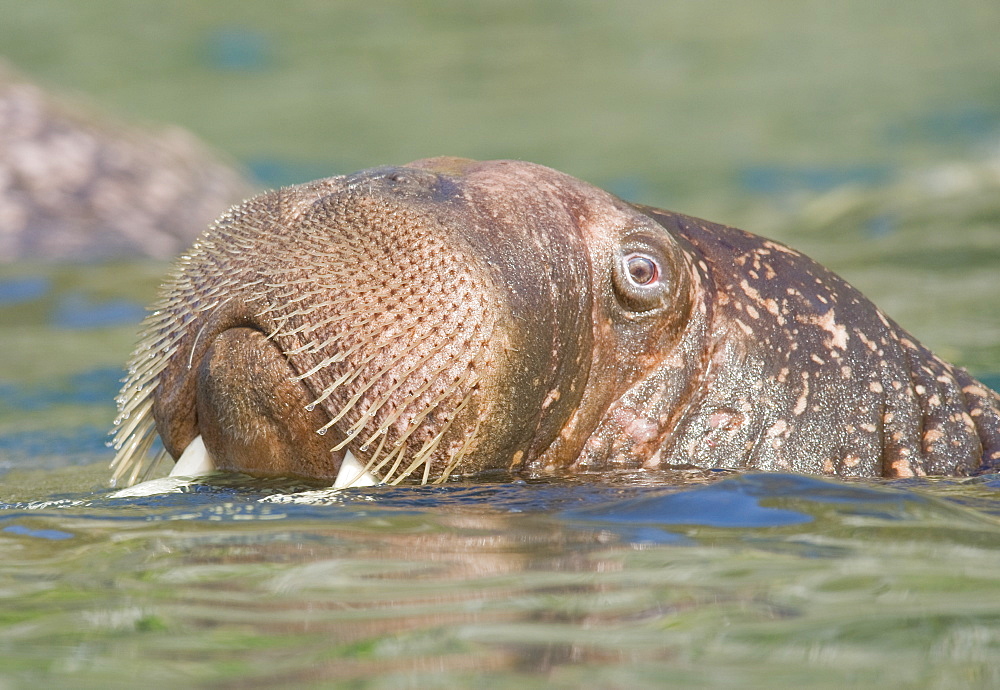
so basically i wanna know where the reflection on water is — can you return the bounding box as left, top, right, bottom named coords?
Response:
left=1, top=470, right=1000, bottom=686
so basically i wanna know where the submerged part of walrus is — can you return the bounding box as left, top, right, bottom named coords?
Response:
left=110, top=158, right=1000, bottom=487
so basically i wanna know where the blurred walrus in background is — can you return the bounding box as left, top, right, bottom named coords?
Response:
left=0, top=60, right=253, bottom=261
left=110, top=158, right=1000, bottom=488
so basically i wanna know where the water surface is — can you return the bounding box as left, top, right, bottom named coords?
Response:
left=2, top=1, right=1000, bottom=686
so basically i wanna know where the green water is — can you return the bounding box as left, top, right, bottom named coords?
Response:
left=2, top=1, right=1000, bottom=687
left=3, top=470, right=1000, bottom=687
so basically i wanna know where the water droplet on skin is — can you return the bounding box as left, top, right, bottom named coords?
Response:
left=316, top=428, right=327, bottom=436
left=305, top=404, right=316, bottom=411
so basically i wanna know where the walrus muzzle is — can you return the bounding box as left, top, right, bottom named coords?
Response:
left=112, top=159, right=602, bottom=485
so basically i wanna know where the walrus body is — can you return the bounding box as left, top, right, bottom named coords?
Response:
left=111, top=158, right=1000, bottom=486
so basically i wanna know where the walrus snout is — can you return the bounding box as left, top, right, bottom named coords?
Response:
left=112, top=159, right=601, bottom=485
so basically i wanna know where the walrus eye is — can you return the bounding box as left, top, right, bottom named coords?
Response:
left=613, top=235, right=671, bottom=313
left=625, top=254, right=659, bottom=286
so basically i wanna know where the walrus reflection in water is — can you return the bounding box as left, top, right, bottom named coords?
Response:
left=110, top=157, right=1000, bottom=488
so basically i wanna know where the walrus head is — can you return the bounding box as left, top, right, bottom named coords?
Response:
left=111, top=158, right=702, bottom=486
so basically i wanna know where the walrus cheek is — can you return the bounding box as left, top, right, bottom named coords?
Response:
left=192, top=327, right=346, bottom=479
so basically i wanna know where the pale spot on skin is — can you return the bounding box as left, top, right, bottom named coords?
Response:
left=800, top=308, right=849, bottom=350
left=924, top=429, right=944, bottom=444
left=861, top=423, right=877, bottom=433
left=763, top=240, right=799, bottom=255
left=963, top=384, right=992, bottom=398
left=869, top=381, right=883, bottom=394
left=541, top=387, right=561, bottom=409
left=625, top=416, right=659, bottom=445
left=793, top=390, right=808, bottom=416
left=915, top=385, right=926, bottom=395
left=766, top=420, right=789, bottom=437
left=843, top=455, right=861, bottom=468
left=746, top=304, right=759, bottom=319
left=509, top=449, right=524, bottom=470
left=739, top=279, right=763, bottom=304
left=811, top=353, right=825, bottom=365
left=709, top=410, right=744, bottom=430
left=891, top=459, right=915, bottom=478
left=734, top=319, right=754, bottom=337
left=857, top=331, right=877, bottom=352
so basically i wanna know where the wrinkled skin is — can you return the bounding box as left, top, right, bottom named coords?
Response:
left=111, top=158, right=1000, bottom=486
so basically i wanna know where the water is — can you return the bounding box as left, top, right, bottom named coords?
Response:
left=2, top=1, right=1000, bottom=686
left=1, top=467, right=999, bottom=687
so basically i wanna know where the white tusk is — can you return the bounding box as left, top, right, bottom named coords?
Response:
left=169, top=434, right=216, bottom=477
left=333, top=448, right=379, bottom=489
left=110, top=435, right=217, bottom=498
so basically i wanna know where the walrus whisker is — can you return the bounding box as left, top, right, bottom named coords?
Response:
left=391, top=387, right=477, bottom=485
left=274, top=304, right=377, bottom=341
left=439, top=410, right=483, bottom=483
left=374, top=440, right=409, bottom=485
left=303, top=340, right=404, bottom=413
left=357, top=427, right=390, bottom=477
left=332, top=365, right=448, bottom=453
left=290, top=309, right=398, bottom=353
left=302, top=315, right=439, bottom=395
left=354, top=349, right=472, bottom=450
left=373, top=368, right=478, bottom=485
left=111, top=412, right=157, bottom=485
left=127, top=426, right=160, bottom=484
left=282, top=339, right=319, bottom=356
left=111, top=396, right=155, bottom=451
left=139, top=447, right=171, bottom=483
left=187, top=296, right=234, bottom=370
left=294, top=341, right=366, bottom=383
left=326, top=337, right=455, bottom=447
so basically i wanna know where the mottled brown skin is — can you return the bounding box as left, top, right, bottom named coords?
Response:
left=111, top=158, right=1000, bottom=485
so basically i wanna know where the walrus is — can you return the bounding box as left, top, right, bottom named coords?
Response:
left=109, top=157, right=1000, bottom=488
left=0, top=60, right=253, bottom=261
